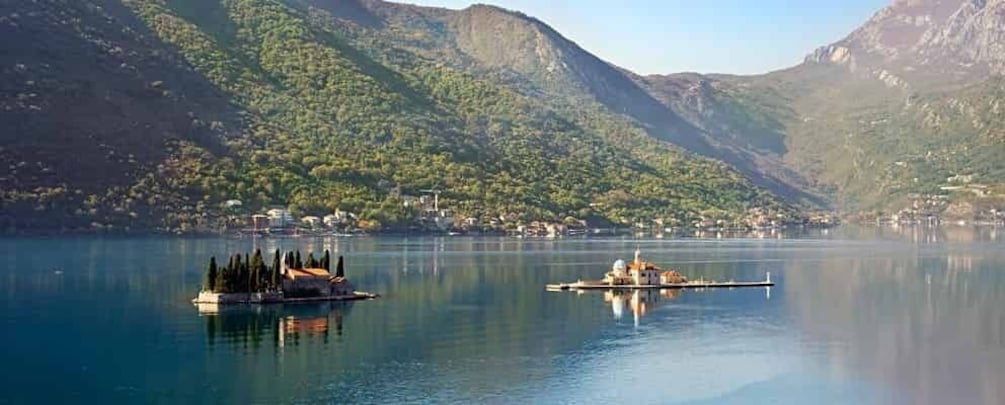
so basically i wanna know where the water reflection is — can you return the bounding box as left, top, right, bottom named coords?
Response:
left=200, top=303, right=350, bottom=350
left=835, top=225, right=1004, bottom=244
left=600, top=289, right=681, bottom=325
left=785, top=247, right=1005, bottom=404
left=3, top=232, right=1004, bottom=403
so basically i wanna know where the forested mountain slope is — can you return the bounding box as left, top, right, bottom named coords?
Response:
left=294, top=0, right=823, bottom=203
left=0, top=0, right=796, bottom=233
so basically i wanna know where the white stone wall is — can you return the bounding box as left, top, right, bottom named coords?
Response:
left=193, top=291, right=283, bottom=304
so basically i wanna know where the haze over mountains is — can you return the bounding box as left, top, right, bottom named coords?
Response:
left=1, top=0, right=1002, bottom=232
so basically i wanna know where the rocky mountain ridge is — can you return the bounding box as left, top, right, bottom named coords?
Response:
left=806, top=0, right=1005, bottom=89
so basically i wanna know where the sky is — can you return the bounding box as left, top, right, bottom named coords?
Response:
left=405, top=0, right=889, bottom=75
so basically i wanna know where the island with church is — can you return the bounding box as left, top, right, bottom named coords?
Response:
left=547, top=249, right=774, bottom=291
left=193, top=249, right=378, bottom=304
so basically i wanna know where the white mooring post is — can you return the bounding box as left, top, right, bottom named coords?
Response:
left=766, top=272, right=771, bottom=283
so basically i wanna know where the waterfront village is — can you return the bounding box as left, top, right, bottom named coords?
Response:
left=854, top=174, right=1005, bottom=227
left=221, top=189, right=840, bottom=237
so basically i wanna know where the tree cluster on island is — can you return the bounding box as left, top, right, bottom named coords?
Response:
left=202, top=249, right=333, bottom=294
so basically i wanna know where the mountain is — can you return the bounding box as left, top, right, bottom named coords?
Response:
left=0, top=0, right=798, bottom=233
left=0, top=0, right=242, bottom=231
left=768, top=0, right=1005, bottom=212
left=5, top=0, right=1000, bottom=233
left=806, top=0, right=1005, bottom=89
left=655, top=0, right=1005, bottom=215
left=298, top=0, right=823, bottom=203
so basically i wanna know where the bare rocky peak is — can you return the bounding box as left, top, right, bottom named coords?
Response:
left=805, top=0, right=1005, bottom=87
left=448, top=4, right=570, bottom=75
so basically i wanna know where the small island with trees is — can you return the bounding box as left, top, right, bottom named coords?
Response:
left=193, top=249, right=377, bottom=304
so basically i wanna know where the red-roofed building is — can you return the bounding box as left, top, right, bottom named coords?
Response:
left=280, top=255, right=356, bottom=298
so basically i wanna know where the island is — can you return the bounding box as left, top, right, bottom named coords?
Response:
left=547, top=249, right=774, bottom=291
left=193, top=249, right=377, bottom=304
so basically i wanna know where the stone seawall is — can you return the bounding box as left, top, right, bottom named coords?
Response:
left=194, top=291, right=284, bottom=304
left=192, top=291, right=377, bottom=304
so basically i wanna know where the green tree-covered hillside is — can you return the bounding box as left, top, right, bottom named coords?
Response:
left=0, top=0, right=798, bottom=233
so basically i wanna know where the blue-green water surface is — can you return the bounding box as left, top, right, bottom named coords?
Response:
left=1, top=227, right=1003, bottom=404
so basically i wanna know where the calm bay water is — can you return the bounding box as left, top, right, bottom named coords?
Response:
left=1, top=227, right=1003, bottom=404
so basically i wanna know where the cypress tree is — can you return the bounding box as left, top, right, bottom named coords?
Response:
left=323, top=250, right=331, bottom=271
left=271, top=260, right=281, bottom=292
left=228, top=254, right=235, bottom=293
left=221, top=257, right=232, bottom=293
left=294, top=250, right=303, bottom=269
left=259, top=254, right=268, bottom=292
left=224, top=255, right=232, bottom=293
left=214, top=258, right=225, bottom=293
left=251, top=250, right=263, bottom=292
left=204, top=257, right=218, bottom=292
left=306, top=253, right=317, bottom=268
left=234, top=254, right=244, bottom=293
left=231, top=254, right=240, bottom=293
left=244, top=253, right=251, bottom=293
left=335, top=256, right=345, bottom=278
left=272, top=249, right=281, bottom=290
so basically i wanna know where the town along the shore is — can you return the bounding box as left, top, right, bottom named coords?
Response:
left=193, top=249, right=377, bottom=304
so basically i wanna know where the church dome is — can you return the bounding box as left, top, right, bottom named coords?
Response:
left=612, top=259, right=627, bottom=276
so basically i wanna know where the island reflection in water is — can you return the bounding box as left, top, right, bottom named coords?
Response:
left=199, top=303, right=350, bottom=349
left=592, top=286, right=771, bottom=325
left=602, top=289, right=679, bottom=324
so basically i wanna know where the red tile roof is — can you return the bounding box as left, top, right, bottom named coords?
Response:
left=286, top=268, right=331, bottom=279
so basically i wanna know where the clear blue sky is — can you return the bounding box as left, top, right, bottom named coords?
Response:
left=405, top=0, right=888, bottom=75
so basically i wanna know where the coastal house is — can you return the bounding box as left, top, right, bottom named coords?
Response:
left=301, top=216, right=321, bottom=228
left=266, top=208, right=293, bottom=228
left=324, top=210, right=354, bottom=228
left=545, top=223, right=568, bottom=238
left=251, top=214, right=270, bottom=230
left=660, top=270, right=688, bottom=284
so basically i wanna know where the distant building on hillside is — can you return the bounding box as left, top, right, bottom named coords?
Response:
left=251, top=214, right=270, bottom=230
left=301, top=216, right=321, bottom=228
left=266, top=208, right=293, bottom=228
left=324, top=210, right=358, bottom=228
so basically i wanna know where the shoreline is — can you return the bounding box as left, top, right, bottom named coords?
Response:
left=192, top=291, right=379, bottom=305
left=6, top=222, right=1005, bottom=239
